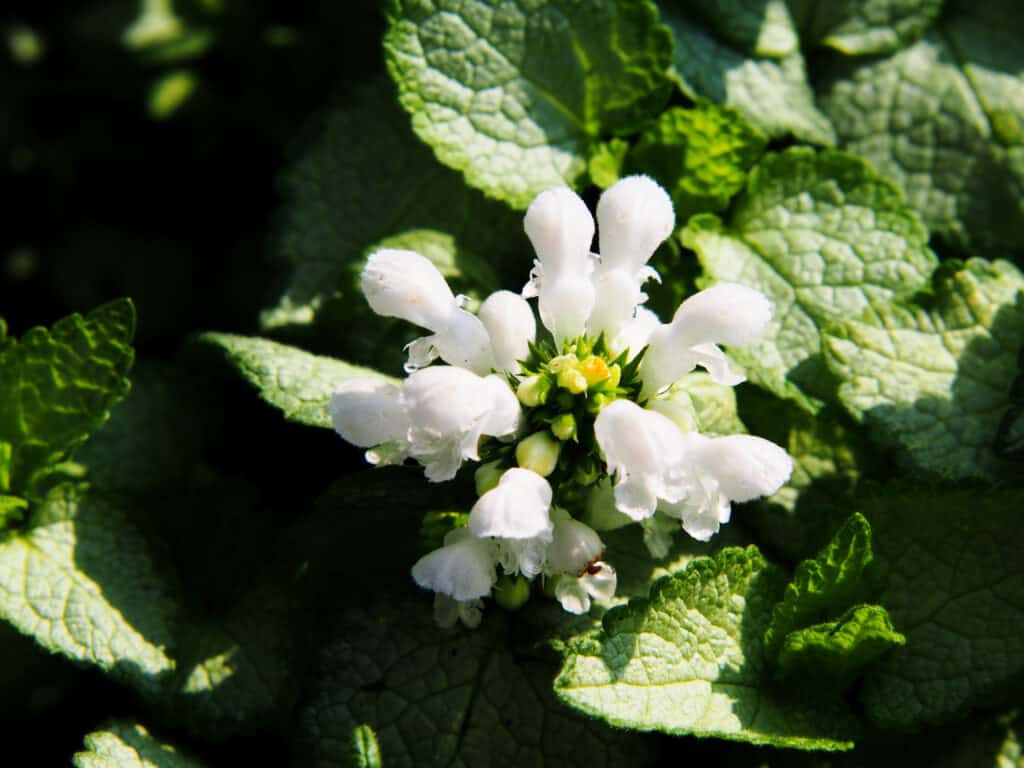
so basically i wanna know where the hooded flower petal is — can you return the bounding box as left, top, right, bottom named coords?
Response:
left=587, top=268, right=647, bottom=339
left=478, top=290, right=536, bottom=374
left=661, top=432, right=793, bottom=541
left=468, top=468, right=553, bottom=540
left=687, top=433, right=793, bottom=502
left=594, top=400, right=688, bottom=521
left=401, top=366, right=521, bottom=481
left=523, top=186, right=597, bottom=342
left=411, top=528, right=497, bottom=602
left=596, top=175, right=675, bottom=275
left=524, top=186, right=594, bottom=279
left=426, top=307, right=495, bottom=374
left=641, top=283, right=772, bottom=395
left=361, top=249, right=456, bottom=331
left=546, top=508, right=605, bottom=575
left=610, top=306, right=661, bottom=359
left=329, top=378, right=409, bottom=448
left=553, top=564, right=617, bottom=614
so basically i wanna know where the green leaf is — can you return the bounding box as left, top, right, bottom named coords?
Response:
left=682, top=0, right=799, bottom=56
left=73, top=722, right=206, bottom=768
left=0, top=299, right=135, bottom=495
left=628, top=103, right=767, bottom=221
left=384, top=0, right=673, bottom=208
left=197, top=334, right=396, bottom=429
left=73, top=361, right=213, bottom=493
left=0, top=483, right=176, bottom=697
left=824, top=259, right=1024, bottom=481
left=764, top=513, right=877, bottom=660
left=555, top=546, right=857, bottom=750
left=295, top=598, right=654, bottom=767
left=777, top=604, right=905, bottom=686
left=0, top=495, right=28, bottom=529
left=587, top=138, right=630, bottom=190
left=818, top=2, right=1024, bottom=251
left=860, top=488, right=1024, bottom=728
left=662, top=4, right=835, bottom=145
left=995, top=348, right=1024, bottom=460
left=263, top=80, right=519, bottom=346
left=738, top=390, right=881, bottom=561
left=788, top=0, right=943, bottom=55
left=168, top=582, right=307, bottom=740
left=684, top=148, right=938, bottom=412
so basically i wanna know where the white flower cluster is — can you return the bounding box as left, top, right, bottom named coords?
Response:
left=331, top=175, right=793, bottom=627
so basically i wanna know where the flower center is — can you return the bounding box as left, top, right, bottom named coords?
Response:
left=478, top=334, right=645, bottom=503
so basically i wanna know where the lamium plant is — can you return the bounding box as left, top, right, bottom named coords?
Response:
left=330, top=176, right=793, bottom=626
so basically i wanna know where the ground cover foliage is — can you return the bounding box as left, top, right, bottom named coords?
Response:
left=2, top=0, right=1023, bottom=765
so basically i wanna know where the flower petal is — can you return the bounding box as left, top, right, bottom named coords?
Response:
left=587, top=267, right=646, bottom=339
left=430, top=308, right=495, bottom=374
left=479, top=290, right=536, bottom=374
left=596, top=175, right=675, bottom=274
left=468, top=468, right=553, bottom=540
left=594, top=400, right=688, bottom=520
left=691, top=433, right=793, bottom=502
left=524, top=186, right=594, bottom=279
left=329, top=379, right=407, bottom=448
left=669, top=283, right=772, bottom=348
left=361, top=249, right=456, bottom=331
left=538, top=273, right=595, bottom=342
left=546, top=509, right=605, bottom=575
left=411, top=528, right=497, bottom=601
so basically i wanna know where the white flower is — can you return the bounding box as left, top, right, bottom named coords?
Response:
left=361, top=249, right=494, bottom=374
left=588, top=176, right=674, bottom=338
left=553, top=568, right=617, bottom=615
left=545, top=508, right=616, bottom=614
left=411, top=527, right=497, bottom=601
left=478, top=290, right=536, bottom=374
left=641, top=282, right=772, bottom=397
left=329, top=379, right=409, bottom=464
left=468, top=468, right=553, bottom=578
left=401, top=366, right=521, bottom=482
left=610, top=306, right=661, bottom=360
left=594, top=399, right=688, bottom=521
left=332, top=366, right=521, bottom=482
left=660, top=432, right=793, bottom=541
left=523, top=186, right=596, bottom=342
left=433, top=593, right=484, bottom=629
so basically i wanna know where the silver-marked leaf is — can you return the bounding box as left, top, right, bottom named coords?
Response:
left=385, top=0, right=673, bottom=208
left=73, top=722, right=206, bottom=768
left=555, top=546, right=857, bottom=750
left=818, top=3, right=1024, bottom=251
left=788, top=0, right=943, bottom=55
left=685, top=148, right=938, bottom=412
left=198, top=334, right=395, bottom=429
left=663, top=5, right=835, bottom=145
left=0, top=484, right=176, bottom=698
left=824, top=259, right=1024, bottom=481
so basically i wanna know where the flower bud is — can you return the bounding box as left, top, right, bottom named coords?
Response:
left=578, top=356, right=610, bottom=388
left=474, top=461, right=504, bottom=496
left=557, top=366, right=588, bottom=394
left=550, top=413, right=577, bottom=441
left=516, top=431, right=561, bottom=477
left=516, top=374, right=551, bottom=407
left=494, top=574, right=531, bottom=611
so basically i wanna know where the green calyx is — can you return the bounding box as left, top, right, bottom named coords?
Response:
left=485, top=335, right=646, bottom=502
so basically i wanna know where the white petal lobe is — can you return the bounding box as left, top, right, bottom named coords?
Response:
left=479, top=290, right=536, bottom=373
left=468, top=468, right=553, bottom=540
left=329, top=379, right=407, bottom=448
left=596, top=175, right=675, bottom=274
left=361, top=249, right=456, bottom=331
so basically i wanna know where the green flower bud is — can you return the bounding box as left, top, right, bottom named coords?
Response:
left=557, top=366, right=588, bottom=394
left=494, top=574, right=531, bottom=610
left=517, top=374, right=550, bottom=406
left=578, top=355, right=610, bottom=388
left=551, top=413, right=577, bottom=441
left=573, top=455, right=601, bottom=486
left=587, top=392, right=613, bottom=414
left=606, top=363, right=622, bottom=390
left=516, top=431, right=561, bottom=477
left=474, top=461, right=505, bottom=496
left=548, top=353, right=579, bottom=373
